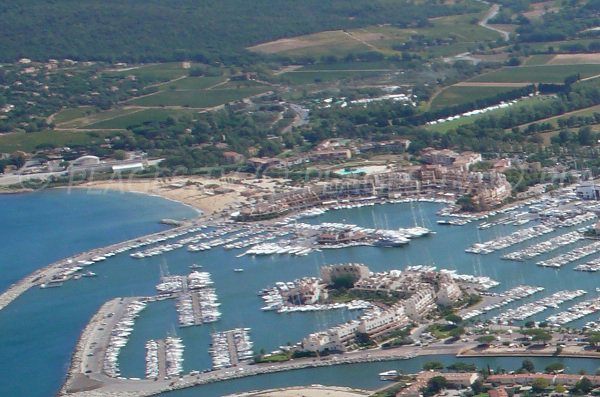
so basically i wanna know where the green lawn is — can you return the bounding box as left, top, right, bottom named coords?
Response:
left=471, top=64, right=600, bottom=83
left=430, top=86, right=519, bottom=110
left=0, top=130, right=122, bottom=153
left=85, top=108, right=196, bottom=129
left=128, top=87, right=270, bottom=107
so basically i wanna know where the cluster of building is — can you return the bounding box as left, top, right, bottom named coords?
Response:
left=396, top=371, right=480, bottom=397
left=300, top=264, right=464, bottom=353
left=236, top=149, right=512, bottom=220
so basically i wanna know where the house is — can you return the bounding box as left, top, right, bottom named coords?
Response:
left=488, top=387, right=509, bottom=397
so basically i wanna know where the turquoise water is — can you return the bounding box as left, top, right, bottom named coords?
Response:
left=335, top=168, right=365, bottom=175
left=3, top=195, right=600, bottom=396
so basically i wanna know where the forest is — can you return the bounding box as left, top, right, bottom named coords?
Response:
left=0, top=0, right=481, bottom=63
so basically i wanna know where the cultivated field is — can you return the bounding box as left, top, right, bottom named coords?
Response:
left=430, top=85, right=521, bottom=110
left=470, top=64, right=600, bottom=83
left=248, top=13, right=500, bottom=59
left=85, top=109, right=196, bottom=129
left=0, top=130, right=122, bottom=153
left=104, top=63, right=190, bottom=82
left=127, top=86, right=270, bottom=108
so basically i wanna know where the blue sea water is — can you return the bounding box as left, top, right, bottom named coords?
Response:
left=0, top=189, right=196, bottom=397
left=3, top=194, right=600, bottom=397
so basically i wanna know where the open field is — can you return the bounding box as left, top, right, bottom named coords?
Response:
left=157, top=76, right=227, bottom=91
left=56, top=108, right=142, bottom=129
left=523, top=54, right=555, bottom=65
left=430, top=85, right=520, bottom=110
left=524, top=38, right=600, bottom=53
left=52, top=107, right=95, bottom=125
left=248, top=12, right=499, bottom=59
left=127, top=87, right=271, bottom=108
left=470, top=64, right=600, bottom=83
left=104, top=63, right=190, bottom=82
left=279, top=70, right=388, bottom=85
left=547, top=53, right=600, bottom=65
left=427, top=96, right=552, bottom=132
left=85, top=108, right=197, bottom=129
left=0, top=130, right=122, bottom=153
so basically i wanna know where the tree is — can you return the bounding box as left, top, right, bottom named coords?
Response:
left=113, top=150, right=128, bottom=160
left=471, top=379, right=484, bottom=395
left=476, top=335, right=496, bottom=345
left=572, top=377, right=592, bottom=394
left=423, top=376, right=447, bottom=397
left=532, top=378, right=550, bottom=393
left=521, top=359, right=535, bottom=373
left=423, top=361, right=444, bottom=370
left=445, top=313, right=463, bottom=324
left=545, top=362, right=565, bottom=374
left=330, top=274, right=355, bottom=289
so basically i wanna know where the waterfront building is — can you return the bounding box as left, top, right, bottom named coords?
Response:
left=576, top=183, right=600, bottom=200
left=404, top=285, right=436, bottom=321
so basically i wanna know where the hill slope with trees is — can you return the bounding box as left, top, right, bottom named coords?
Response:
left=0, top=0, right=481, bottom=63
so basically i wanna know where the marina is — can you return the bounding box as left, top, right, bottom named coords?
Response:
left=501, top=230, right=584, bottom=261
left=461, top=285, right=544, bottom=320
left=11, top=189, right=600, bottom=397
left=536, top=240, right=600, bottom=268
left=488, top=290, right=587, bottom=325
left=210, top=328, right=254, bottom=370
left=465, top=224, right=554, bottom=254
left=546, top=295, right=600, bottom=326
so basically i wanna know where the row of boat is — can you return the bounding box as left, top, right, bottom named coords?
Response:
left=176, top=289, right=221, bottom=327
left=210, top=328, right=254, bottom=370
left=489, top=290, right=586, bottom=325
left=461, top=285, right=544, bottom=320
left=546, top=295, right=600, bottom=326
left=164, top=337, right=184, bottom=378
left=466, top=225, right=554, bottom=254
left=574, top=258, right=600, bottom=272
left=502, top=231, right=584, bottom=262
left=537, top=240, right=600, bottom=268
left=104, top=300, right=146, bottom=378
left=156, top=271, right=213, bottom=294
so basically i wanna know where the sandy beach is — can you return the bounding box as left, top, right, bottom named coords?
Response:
left=71, top=174, right=291, bottom=215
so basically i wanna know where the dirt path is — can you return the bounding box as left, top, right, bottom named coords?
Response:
left=342, top=31, right=379, bottom=51
left=479, top=4, right=511, bottom=41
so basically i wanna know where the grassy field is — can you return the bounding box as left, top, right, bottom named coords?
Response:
left=249, top=12, right=498, bottom=60
left=430, top=86, right=519, bottom=110
left=104, top=63, right=189, bottom=82
left=279, top=70, right=387, bottom=85
left=427, top=96, right=552, bottom=132
left=85, top=109, right=196, bottom=129
left=128, top=86, right=270, bottom=108
left=522, top=54, right=555, bottom=65
left=52, top=107, right=95, bottom=125
left=470, top=64, right=600, bottom=83
left=0, top=130, right=122, bottom=153
left=57, top=108, right=142, bottom=129
left=158, top=76, right=226, bottom=91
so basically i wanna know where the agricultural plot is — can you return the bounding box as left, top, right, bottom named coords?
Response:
left=427, top=96, right=549, bottom=132
left=158, top=76, right=226, bottom=91
left=470, top=64, right=600, bottom=83
left=85, top=109, right=196, bottom=129
left=52, top=107, right=95, bottom=125
left=430, top=86, right=520, bottom=110
left=127, top=87, right=270, bottom=108
left=104, top=63, right=189, bottom=82
left=56, top=108, right=142, bottom=129
left=0, top=130, right=122, bottom=153
left=248, top=12, right=499, bottom=60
